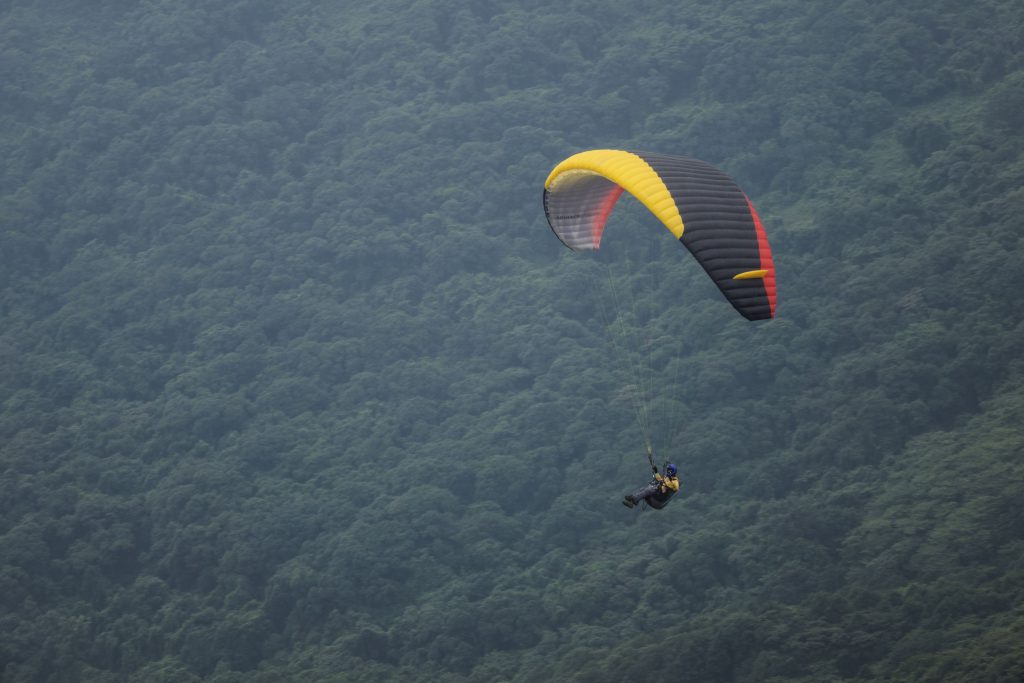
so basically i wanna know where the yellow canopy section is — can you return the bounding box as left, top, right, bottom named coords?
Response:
left=544, top=149, right=685, bottom=239
left=733, top=269, right=768, bottom=280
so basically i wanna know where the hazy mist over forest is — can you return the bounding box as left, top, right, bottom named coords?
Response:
left=2, top=1, right=1023, bottom=681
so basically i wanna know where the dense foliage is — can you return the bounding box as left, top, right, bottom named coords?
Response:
left=2, top=0, right=1023, bottom=681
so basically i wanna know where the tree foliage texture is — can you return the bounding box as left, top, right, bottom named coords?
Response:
left=2, top=0, right=1024, bottom=681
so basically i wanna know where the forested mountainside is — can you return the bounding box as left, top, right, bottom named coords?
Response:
left=2, top=1, right=1023, bottom=681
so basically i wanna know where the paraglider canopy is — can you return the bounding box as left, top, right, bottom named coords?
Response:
left=543, top=149, right=776, bottom=320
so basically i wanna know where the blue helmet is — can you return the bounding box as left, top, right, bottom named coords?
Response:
left=666, top=463, right=678, bottom=476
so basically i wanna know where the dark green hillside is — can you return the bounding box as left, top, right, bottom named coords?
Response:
left=1, top=0, right=1023, bottom=681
